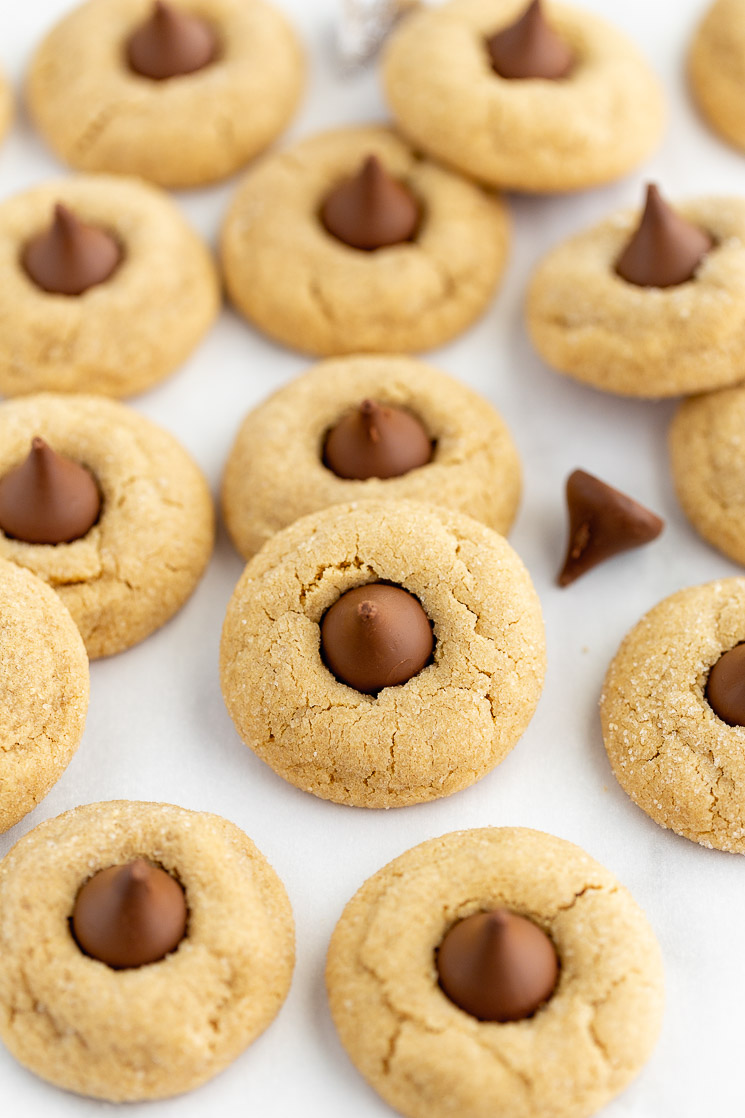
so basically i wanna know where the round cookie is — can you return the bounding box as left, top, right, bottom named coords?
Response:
left=670, top=387, right=745, bottom=566
left=327, top=826, right=664, bottom=1118
left=601, top=579, right=745, bottom=852
left=690, top=0, right=745, bottom=154
left=382, top=0, right=665, bottom=193
left=220, top=125, right=510, bottom=356
left=221, top=355, right=522, bottom=560
left=220, top=500, right=545, bottom=808
left=0, top=393, right=214, bottom=659
left=527, top=195, right=745, bottom=397
left=0, top=559, right=89, bottom=834
left=0, top=175, right=219, bottom=398
left=27, top=0, right=303, bottom=189
left=0, top=800, right=295, bottom=1101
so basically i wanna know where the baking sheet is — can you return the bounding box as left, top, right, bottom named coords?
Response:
left=0, top=1, right=743, bottom=1115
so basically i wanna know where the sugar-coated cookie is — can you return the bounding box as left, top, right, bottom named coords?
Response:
left=220, top=125, right=510, bottom=356
left=0, top=558, right=89, bottom=834
left=327, top=826, right=664, bottom=1118
left=220, top=500, right=545, bottom=808
left=221, top=355, right=522, bottom=559
left=0, top=800, right=295, bottom=1100
left=0, top=175, right=219, bottom=398
left=0, top=394, right=214, bottom=658
left=382, top=0, right=664, bottom=193
left=27, top=0, right=304, bottom=188
left=670, top=387, right=745, bottom=567
left=601, top=579, right=745, bottom=852
left=690, top=0, right=745, bottom=155
left=527, top=192, right=745, bottom=397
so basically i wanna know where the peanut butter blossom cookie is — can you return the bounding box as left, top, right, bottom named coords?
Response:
left=220, top=125, right=510, bottom=355
left=690, top=0, right=745, bottom=155
left=0, top=175, right=219, bottom=398
left=601, top=579, right=745, bottom=852
left=0, top=559, right=89, bottom=834
left=670, top=386, right=745, bottom=567
left=220, top=500, right=545, bottom=808
left=0, top=800, right=295, bottom=1100
left=0, top=393, right=214, bottom=658
left=221, top=355, right=522, bottom=559
left=326, top=827, right=664, bottom=1118
left=382, top=0, right=665, bottom=192
left=27, top=0, right=304, bottom=188
left=526, top=184, right=745, bottom=397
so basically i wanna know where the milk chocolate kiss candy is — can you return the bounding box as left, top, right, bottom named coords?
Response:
left=72, top=859, right=188, bottom=969
left=0, top=437, right=101, bottom=545
left=616, top=184, right=713, bottom=288
left=558, top=469, right=663, bottom=587
left=321, top=155, right=420, bottom=250
left=22, top=204, right=121, bottom=296
left=127, top=0, right=218, bottom=80
left=487, top=0, right=574, bottom=81
left=437, top=909, right=559, bottom=1022
left=323, top=399, right=432, bottom=480
left=706, top=644, right=745, bottom=727
left=321, top=582, right=433, bottom=693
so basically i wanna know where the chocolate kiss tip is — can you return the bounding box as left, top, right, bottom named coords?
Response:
left=615, top=182, right=713, bottom=288
left=320, top=153, right=420, bottom=251
left=488, top=0, right=574, bottom=81
left=323, top=398, right=432, bottom=480
left=22, top=201, right=121, bottom=296
left=558, top=469, right=664, bottom=587
left=128, top=0, right=217, bottom=81
left=0, top=436, right=101, bottom=545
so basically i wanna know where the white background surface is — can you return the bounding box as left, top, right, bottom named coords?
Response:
left=0, top=1, right=743, bottom=1115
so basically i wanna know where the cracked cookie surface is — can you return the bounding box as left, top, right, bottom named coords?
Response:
left=221, top=355, right=522, bottom=559
left=670, top=386, right=745, bottom=566
left=0, top=175, right=219, bottom=398
left=27, top=0, right=303, bottom=188
left=0, top=800, right=295, bottom=1101
left=0, top=558, right=89, bottom=834
left=382, top=0, right=664, bottom=192
left=326, top=826, right=664, bottom=1118
left=220, top=125, right=510, bottom=356
left=601, top=579, right=745, bottom=852
left=690, top=0, right=745, bottom=155
left=220, top=500, right=545, bottom=808
left=527, top=195, right=745, bottom=398
left=0, top=393, right=214, bottom=658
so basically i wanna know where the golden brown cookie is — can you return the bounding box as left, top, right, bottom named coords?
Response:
left=670, top=386, right=745, bottom=566
left=527, top=195, right=745, bottom=397
left=0, top=558, right=89, bottom=834
left=0, top=800, right=295, bottom=1100
left=220, top=500, right=545, bottom=808
left=690, top=0, right=745, bottom=154
left=327, top=826, right=665, bottom=1118
left=601, top=579, right=745, bottom=852
left=221, top=355, right=522, bottom=559
left=382, top=0, right=665, bottom=193
left=220, top=125, right=510, bottom=356
left=0, top=393, right=214, bottom=659
left=27, top=0, right=304, bottom=188
left=0, top=175, right=219, bottom=398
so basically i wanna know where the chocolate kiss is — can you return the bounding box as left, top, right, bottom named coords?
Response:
left=706, top=644, right=745, bottom=727
left=321, top=155, right=420, bottom=251
left=437, top=909, right=559, bottom=1022
left=487, top=0, right=574, bottom=81
left=127, top=0, right=218, bottom=81
left=320, top=583, right=434, bottom=694
left=616, top=184, right=713, bottom=288
left=323, top=399, right=433, bottom=480
left=72, top=859, right=188, bottom=969
left=22, top=203, right=121, bottom=296
left=0, top=437, right=101, bottom=545
left=558, top=469, right=663, bottom=587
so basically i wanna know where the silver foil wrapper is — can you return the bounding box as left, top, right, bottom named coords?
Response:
left=336, top=0, right=422, bottom=72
